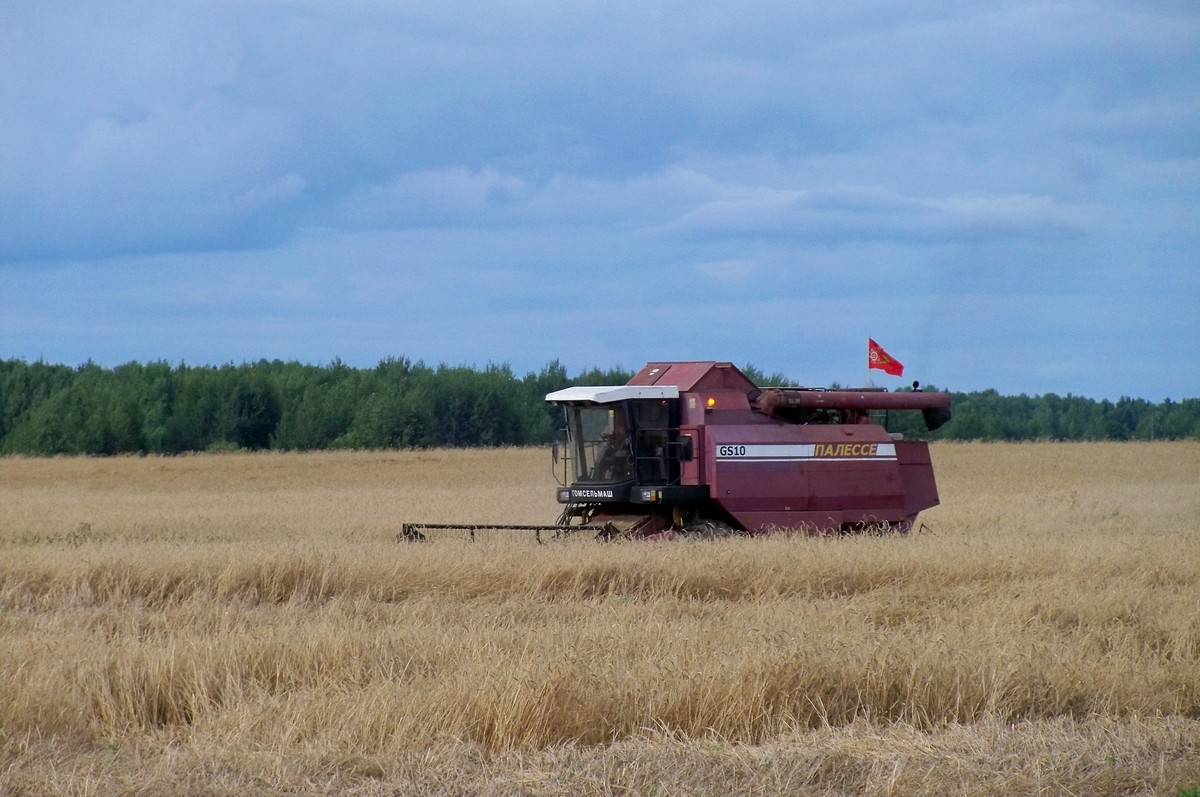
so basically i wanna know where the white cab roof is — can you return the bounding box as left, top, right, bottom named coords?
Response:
left=545, top=385, right=680, bottom=404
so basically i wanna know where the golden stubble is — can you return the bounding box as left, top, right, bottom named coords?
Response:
left=1, top=442, right=1198, bottom=796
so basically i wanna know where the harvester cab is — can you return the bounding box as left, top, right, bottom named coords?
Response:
left=547, top=385, right=710, bottom=538
left=550, top=384, right=692, bottom=493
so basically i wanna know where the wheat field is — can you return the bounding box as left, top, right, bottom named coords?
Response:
left=1, top=443, right=1198, bottom=796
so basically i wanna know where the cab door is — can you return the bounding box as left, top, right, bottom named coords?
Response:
left=631, top=399, right=680, bottom=485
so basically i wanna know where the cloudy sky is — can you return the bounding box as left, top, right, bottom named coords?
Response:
left=2, top=1, right=1196, bottom=400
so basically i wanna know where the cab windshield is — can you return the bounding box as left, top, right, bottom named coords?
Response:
left=566, top=405, right=633, bottom=483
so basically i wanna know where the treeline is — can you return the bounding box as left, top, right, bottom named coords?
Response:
left=0, top=358, right=629, bottom=456
left=1, top=358, right=1197, bottom=456
left=882, top=388, right=1200, bottom=443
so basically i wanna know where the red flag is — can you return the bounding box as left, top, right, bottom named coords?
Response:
left=868, top=338, right=904, bottom=377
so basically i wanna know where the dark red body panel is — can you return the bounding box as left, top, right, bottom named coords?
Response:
left=629, top=361, right=758, bottom=393
left=699, top=417, right=935, bottom=534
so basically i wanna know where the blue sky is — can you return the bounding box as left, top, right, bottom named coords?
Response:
left=2, top=1, right=1197, bottom=400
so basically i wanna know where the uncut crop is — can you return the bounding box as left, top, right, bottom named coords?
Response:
left=1, top=444, right=1198, bottom=796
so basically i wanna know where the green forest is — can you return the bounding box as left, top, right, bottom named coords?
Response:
left=1, top=358, right=1197, bottom=456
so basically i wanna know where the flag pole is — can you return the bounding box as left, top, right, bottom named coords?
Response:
left=866, top=340, right=874, bottom=388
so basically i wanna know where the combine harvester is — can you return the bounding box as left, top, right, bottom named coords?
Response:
left=401, top=361, right=951, bottom=541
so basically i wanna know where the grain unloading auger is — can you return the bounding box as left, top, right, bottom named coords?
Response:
left=399, top=361, right=951, bottom=542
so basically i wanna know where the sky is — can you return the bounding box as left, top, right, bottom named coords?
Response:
left=2, top=1, right=1197, bottom=401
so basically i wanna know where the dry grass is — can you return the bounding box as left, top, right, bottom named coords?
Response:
left=1, top=443, right=1198, bottom=796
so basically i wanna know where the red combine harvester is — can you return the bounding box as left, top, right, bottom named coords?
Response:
left=400, top=361, right=951, bottom=541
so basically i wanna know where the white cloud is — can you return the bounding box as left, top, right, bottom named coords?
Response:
left=665, top=184, right=1091, bottom=244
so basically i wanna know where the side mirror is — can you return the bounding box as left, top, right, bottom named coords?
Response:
left=677, top=435, right=694, bottom=462
left=923, top=406, right=952, bottom=432
left=552, top=440, right=560, bottom=464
